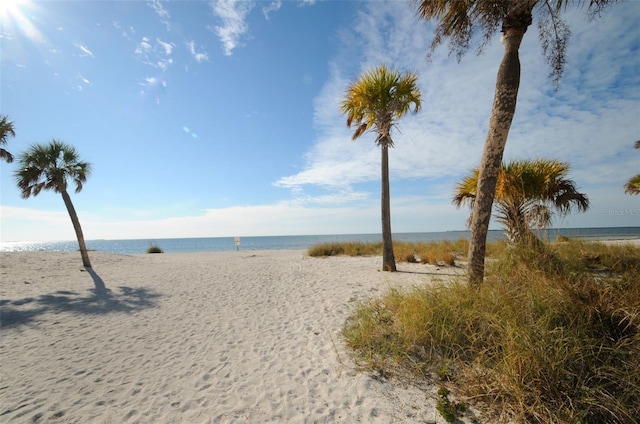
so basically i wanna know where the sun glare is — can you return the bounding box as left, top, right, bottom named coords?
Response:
left=0, top=0, right=28, bottom=19
left=0, top=0, right=42, bottom=42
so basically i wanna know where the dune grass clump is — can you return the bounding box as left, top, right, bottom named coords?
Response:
left=146, top=243, right=164, bottom=254
left=343, top=240, right=640, bottom=423
left=308, top=239, right=468, bottom=266
left=307, top=241, right=381, bottom=257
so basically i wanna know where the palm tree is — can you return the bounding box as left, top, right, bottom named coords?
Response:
left=624, top=140, right=640, bottom=195
left=417, top=0, right=617, bottom=285
left=1, top=115, right=16, bottom=163
left=341, top=64, right=422, bottom=272
left=453, top=159, right=589, bottom=245
left=15, top=140, right=93, bottom=267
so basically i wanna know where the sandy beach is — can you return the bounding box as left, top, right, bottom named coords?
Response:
left=1, top=250, right=469, bottom=423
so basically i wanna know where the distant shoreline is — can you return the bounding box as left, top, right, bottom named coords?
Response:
left=2, top=227, right=639, bottom=254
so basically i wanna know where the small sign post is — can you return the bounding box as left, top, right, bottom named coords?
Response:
left=234, top=236, right=240, bottom=251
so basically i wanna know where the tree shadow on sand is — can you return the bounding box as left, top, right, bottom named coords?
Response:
left=0, top=267, right=162, bottom=328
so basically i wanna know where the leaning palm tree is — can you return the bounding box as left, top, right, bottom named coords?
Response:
left=417, top=0, right=618, bottom=285
left=624, top=140, right=640, bottom=195
left=454, top=159, right=589, bottom=245
left=15, top=140, right=93, bottom=267
left=0, top=115, right=16, bottom=163
left=341, top=64, right=422, bottom=272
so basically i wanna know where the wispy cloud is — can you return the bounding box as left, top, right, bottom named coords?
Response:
left=134, top=36, right=174, bottom=70
left=149, top=0, right=171, bottom=31
left=209, top=0, right=254, bottom=56
left=185, top=40, right=209, bottom=63
left=139, top=76, right=167, bottom=104
left=75, top=43, right=94, bottom=58
left=113, top=21, right=135, bottom=39
left=157, top=39, right=173, bottom=55
left=262, top=0, right=281, bottom=20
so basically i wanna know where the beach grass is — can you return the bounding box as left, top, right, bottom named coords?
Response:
left=307, top=241, right=382, bottom=257
left=308, top=239, right=471, bottom=266
left=342, top=240, right=640, bottom=423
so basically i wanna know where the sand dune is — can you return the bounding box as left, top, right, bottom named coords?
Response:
left=1, top=250, right=471, bottom=423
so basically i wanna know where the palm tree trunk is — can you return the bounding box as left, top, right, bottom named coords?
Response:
left=60, top=188, right=92, bottom=268
left=381, top=144, right=396, bottom=272
left=468, top=27, right=526, bottom=286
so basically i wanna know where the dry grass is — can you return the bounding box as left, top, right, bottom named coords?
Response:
left=308, top=238, right=469, bottom=267
left=343, top=240, right=640, bottom=423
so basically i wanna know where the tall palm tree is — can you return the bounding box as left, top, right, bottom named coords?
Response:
left=0, top=115, right=16, bottom=163
left=341, top=64, right=422, bottom=272
left=453, top=159, right=589, bottom=245
left=15, top=140, right=93, bottom=267
left=624, top=140, right=640, bottom=195
left=417, top=0, right=618, bottom=285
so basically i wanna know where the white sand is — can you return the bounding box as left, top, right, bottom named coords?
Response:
left=0, top=250, right=470, bottom=423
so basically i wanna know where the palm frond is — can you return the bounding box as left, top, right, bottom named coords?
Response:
left=14, top=140, right=92, bottom=198
left=0, top=115, right=16, bottom=163
left=452, top=169, right=479, bottom=208
left=625, top=175, right=640, bottom=195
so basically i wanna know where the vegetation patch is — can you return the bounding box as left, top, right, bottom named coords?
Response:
left=308, top=239, right=468, bottom=267
left=146, top=243, right=164, bottom=254
left=436, top=386, right=466, bottom=423
left=343, top=240, right=640, bottom=423
left=307, top=241, right=381, bottom=257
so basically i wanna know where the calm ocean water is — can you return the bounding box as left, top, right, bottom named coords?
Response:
left=1, top=227, right=638, bottom=255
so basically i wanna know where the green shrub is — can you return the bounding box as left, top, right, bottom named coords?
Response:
left=146, top=243, right=164, bottom=254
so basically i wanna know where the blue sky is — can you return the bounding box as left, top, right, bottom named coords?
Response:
left=1, top=0, right=638, bottom=243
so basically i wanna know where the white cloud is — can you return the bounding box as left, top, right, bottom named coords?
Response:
left=135, top=36, right=152, bottom=55
left=263, top=0, right=281, bottom=20
left=139, top=75, right=167, bottom=104
left=157, top=38, right=174, bottom=55
left=113, top=21, right=135, bottom=39
left=209, top=0, right=254, bottom=56
left=186, top=40, right=209, bottom=63
left=149, top=0, right=171, bottom=31
left=73, top=74, right=92, bottom=91
left=75, top=43, right=94, bottom=58
left=134, top=36, right=174, bottom=70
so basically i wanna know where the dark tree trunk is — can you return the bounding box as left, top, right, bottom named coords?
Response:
left=60, top=188, right=92, bottom=268
left=381, top=144, right=396, bottom=272
left=468, top=26, right=527, bottom=286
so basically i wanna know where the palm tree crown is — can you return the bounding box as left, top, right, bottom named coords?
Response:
left=0, top=115, right=16, bottom=163
left=624, top=140, right=640, bottom=195
left=341, top=64, right=421, bottom=146
left=454, top=159, right=589, bottom=243
left=15, top=140, right=92, bottom=198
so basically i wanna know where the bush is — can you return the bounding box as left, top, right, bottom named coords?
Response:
left=343, top=240, right=640, bottom=423
left=146, top=243, right=164, bottom=254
